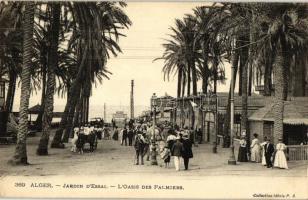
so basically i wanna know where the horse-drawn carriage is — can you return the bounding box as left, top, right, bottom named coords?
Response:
left=72, top=126, right=103, bottom=153
left=76, top=132, right=98, bottom=152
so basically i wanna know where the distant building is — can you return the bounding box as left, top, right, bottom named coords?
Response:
left=249, top=97, right=308, bottom=145
left=112, top=111, right=128, bottom=128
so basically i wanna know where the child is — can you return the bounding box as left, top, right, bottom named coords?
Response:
left=160, top=146, right=171, bottom=168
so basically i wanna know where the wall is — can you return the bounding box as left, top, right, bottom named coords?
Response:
left=249, top=121, right=264, bottom=141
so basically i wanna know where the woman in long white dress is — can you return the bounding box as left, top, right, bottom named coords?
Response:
left=260, top=137, right=268, bottom=166
left=273, top=138, right=288, bottom=169
left=250, top=133, right=261, bottom=162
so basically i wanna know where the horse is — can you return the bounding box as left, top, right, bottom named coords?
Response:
left=76, top=132, right=98, bottom=153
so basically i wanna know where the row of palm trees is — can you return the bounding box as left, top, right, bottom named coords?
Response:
left=0, top=1, right=131, bottom=165
left=158, top=3, right=308, bottom=144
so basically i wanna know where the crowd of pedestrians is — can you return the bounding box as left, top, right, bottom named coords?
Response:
left=111, top=121, right=195, bottom=171
left=73, top=119, right=295, bottom=171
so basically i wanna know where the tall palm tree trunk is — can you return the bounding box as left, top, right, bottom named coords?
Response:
left=62, top=87, right=81, bottom=143
left=73, top=94, right=82, bottom=128
left=202, top=70, right=209, bottom=95
left=177, top=68, right=182, bottom=98
left=201, top=46, right=209, bottom=95
left=213, top=57, right=218, bottom=94
left=182, top=72, right=186, bottom=97
left=222, top=42, right=240, bottom=141
left=273, top=47, right=285, bottom=145
left=291, top=52, right=307, bottom=96
left=239, top=35, right=250, bottom=146
left=5, top=71, right=17, bottom=112
left=187, top=64, right=191, bottom=96
left=85, top=96, right=90, bottom=123
left=264, top=54, right=273, bottom=96
left=51, top=46, right=89, bottom=147
left=35, top=64, right=47, bottom=131
left=8, top=2, right=35, bottom=165
left=37, top=2, right=60, bottom=155
left=190, top=58, right=197, bottom=95
left=238, top=61, right=243, bottom=96
left=248, top=63, right=253, bottom=96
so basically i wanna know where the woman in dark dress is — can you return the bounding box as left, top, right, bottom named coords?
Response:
left=112, top=126, right=119, bottom=141
left=238, top=136, right=248, bottom=162
left=182, top=134, right=193, bottom=170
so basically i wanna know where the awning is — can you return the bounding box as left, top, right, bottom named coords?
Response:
left=249, top=100, right=308, bottom=125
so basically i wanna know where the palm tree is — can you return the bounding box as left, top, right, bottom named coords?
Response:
left=155, top=36, right=187, bottom=98
left=37, top=2, right=61, bottom=155
left=158, top=16, right=198, bottom=97
left=51, top=2, right=132, bottom=146
left=265, top=4, right=308, bottom=144
left=0, top=3, right=21, bottom=112
left=8, top=1, right=35, bottom=165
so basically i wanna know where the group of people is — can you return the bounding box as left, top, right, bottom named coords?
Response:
left=134, top=125, right=193, bottom=171
left=70, top=124, right=113, bottom=153
left=117, top=122, right=194, bottom=171
left=238, top=133, right=288, bottom=169
left=73, top=124, right=112, bottom=139
left=164, top=130, right=193, bottom=171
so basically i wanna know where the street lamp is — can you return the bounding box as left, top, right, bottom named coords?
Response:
left=228, top=60, right=236, bottom=165
left=150, top=93, right=158, bottom=165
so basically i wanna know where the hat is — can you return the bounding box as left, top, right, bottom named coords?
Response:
left=241, top=131, right=246, bottom=137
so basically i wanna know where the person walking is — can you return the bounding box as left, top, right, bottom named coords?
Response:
left=171, top=136, right=183, bottom=171
left=238, top=136, right=248, bottom=162
left=273, top=138, right=288, bottom=169
left=112, top=119, right=116, bottom=130
left=264, top=137, right=275, bottom=168
left=182, top=133, right=193, bottom=170
left=121, top=127, right=128, bottom=146
left=112, top=126, right=119, bottom=141
left=134, top=131, right=145, bottom=165
left=166, top=132, right=177, bottom=150
left=160, top=145, right=171, bottom=168
left=250, top=133, right=261, bottom=162
left=142, top=130, right=150, bottom=161
left=260, top=137, right=268, bottom=166
left=128, top=128, right=134, bottom=146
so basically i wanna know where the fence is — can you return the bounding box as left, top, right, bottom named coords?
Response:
left=287, top=145, right=308, bottom=161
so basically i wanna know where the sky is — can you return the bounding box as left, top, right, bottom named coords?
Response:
left=13, top=2, right=233, bottom=113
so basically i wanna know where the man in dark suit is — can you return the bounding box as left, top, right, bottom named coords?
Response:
left=128, top=128, right=134, bottom=146
left=182, top=134, right=193, bottom=170
left=134, top=131, right=145, bottom=165
left=264, top=138, right=275, bottom=168
left=121, top=127, right=128, bottom=146
left=171, top=136, right=183, bottom=171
